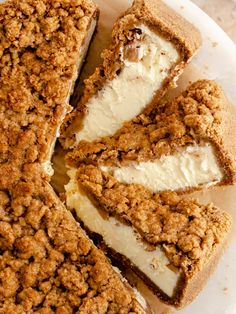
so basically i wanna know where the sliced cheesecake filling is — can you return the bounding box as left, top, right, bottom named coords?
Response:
left=66, top=80, right=236, bottom=191
left=60, top=0, right=202, bottom=150
left=66, top=168, right=180, bottom=298
left=42, top=19, right=97, bottom=176
left=66, top=166, right=232, bottom=308
left=75, top=24, right=180, bottom=144
left=101, top=144, right=223, bottom=193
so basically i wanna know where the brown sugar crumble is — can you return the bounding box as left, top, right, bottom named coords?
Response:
left=0, top=0, right=98, bottom=171
left=0, top=169, right=145, bottom=313
left=76, top=164, right=231, bottom=277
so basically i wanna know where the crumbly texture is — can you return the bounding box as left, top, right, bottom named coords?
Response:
left=0, top=0, right=98, bottom=170
left=0, top=170, right=145, bottom=314
left=76, top=164, right=231, bottom=278
left=66, top=80, right=236, bottom=186
left=60, top=0, right=201, bottom=149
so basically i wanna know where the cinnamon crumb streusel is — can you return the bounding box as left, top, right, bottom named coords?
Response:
left=0, top=0, right=98, bottom=171
left=0, top=169, right=145, bottom=313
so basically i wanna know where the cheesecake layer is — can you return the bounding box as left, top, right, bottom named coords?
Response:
left=0, top=168, right=146, bottom=313
left=67, top=80, right=236, bottom=191
left=60, top=0, right=202, bottom=149
left=66, top=165, right=232, bottom=308
left=75, top=25, right=179, bottom=143
left=101, top=144, right=223, bottom=193
left=66, top=168, right=180, bottom=298
left=0, top=0, right=98, bottom=177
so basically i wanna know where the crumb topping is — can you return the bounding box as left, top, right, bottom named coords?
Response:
left=76, top=164, right=231, bottom=276
left=0, top=175, right=145, bottom=313
left=66, top=80, right=225, bottom=167
left=0, top=0, right=97, bottom=168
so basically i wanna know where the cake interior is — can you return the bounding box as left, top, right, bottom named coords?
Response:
left=100, top=143, right=223, bottom=193
left=66, top=168, right=181, bottom=299
left=42, top=18, right=97, bottom=175
left=74, top=24, right=180, bottom=144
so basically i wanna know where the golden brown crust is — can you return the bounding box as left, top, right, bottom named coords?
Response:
left=125, top=0, right=201, bottom=58
left=0, top=0, right=98, bottom=170
left=75, top=164, right=231, bottom=278
left=60, top=0, right=201, bottom=149
left=0, top=171, right=146, bottom=313
left=66, top=80, right=236, bottom=187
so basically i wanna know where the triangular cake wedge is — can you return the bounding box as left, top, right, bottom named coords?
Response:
left=0, top=166, right=148, bottom=313
left=0, top=0, right=99, bottom=176
left=65, top=165, right=232, bottom=308
left=60, top=0, right=202, bottom=149
left=67, top=80, right=236, bottom=193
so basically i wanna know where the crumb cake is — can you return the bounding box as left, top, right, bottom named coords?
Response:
left=66, top=80, right=236, bottom=193
left=0, top=0, right=99, bottom=175
left=60, top=0, right=202, bottom=149
left=65, top=165, right=232, bottom=308
left=0, top=166, right=147, bottom=314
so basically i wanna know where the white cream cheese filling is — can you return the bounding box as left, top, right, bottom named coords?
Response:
left=75, top=25, right=180, bottom=144
left=43, top=19, right=97, bottom=176
left=101, top=144, right=223, bottom=193
left=66, top=168, right=180, bottom=297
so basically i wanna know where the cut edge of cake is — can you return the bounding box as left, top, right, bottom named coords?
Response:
left=65, top=165, right=232, bottom=308
left=60, top=0, right=202, bottom=149
left=66, top=80, right=236, bottom=194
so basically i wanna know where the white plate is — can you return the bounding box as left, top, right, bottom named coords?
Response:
left=82, top=1, right=236, bottom=313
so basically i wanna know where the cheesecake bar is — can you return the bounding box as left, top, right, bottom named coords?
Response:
left=66, top=80, right=236, bottom=193
left=0, top=0, right=99, bottom=175
left=66, top=165, right=232, bottom=308
left=61, top=0, right=201, bottom=149
left=0, top=165, right=147, bottom=313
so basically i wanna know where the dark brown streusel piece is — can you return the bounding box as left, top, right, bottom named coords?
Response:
left=77, top=164, right=231, bottom=277
left=66, top=80, right=225, bottom=168
left=0, top=0, right=97, bottom=169
left=0, top=175, right=145, bottom=313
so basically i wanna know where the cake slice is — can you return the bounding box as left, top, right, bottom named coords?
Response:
left=65, top=165, right=232, bottom=308
left=0, top=0, right=99, bottom=175
left=60, top=0, right=202, bottom=149
left=66, top=80, right=236, bottom=193
left=0, top=165, right=148, bottom=314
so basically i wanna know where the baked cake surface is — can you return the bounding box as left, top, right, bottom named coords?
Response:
left=0, top=166, right=147, bottom=314
left=67, top=80, right=236, bottom=192
left=60, top=0, right=201, bottom=149
left=0, top=0, right=98, bottom=175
